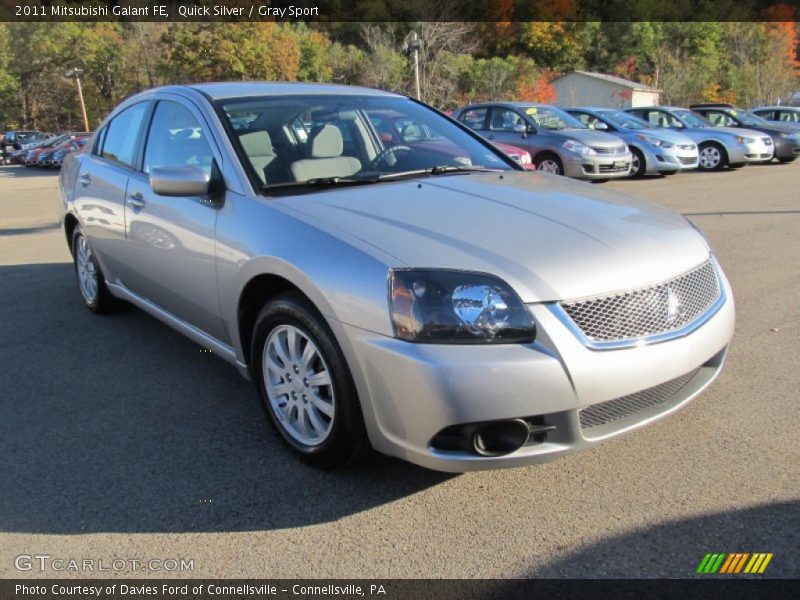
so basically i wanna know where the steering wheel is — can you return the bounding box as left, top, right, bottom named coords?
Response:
left=366, top=145, right=412, bottom=170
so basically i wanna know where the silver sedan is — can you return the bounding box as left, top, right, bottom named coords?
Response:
left=59, top=83, right=734, bottom=472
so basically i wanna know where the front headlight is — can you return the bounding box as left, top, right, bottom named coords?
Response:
left=636, top=134, right=673, bottom=149
left=389, top=269, right=535, bottom=344
left=562, top=140, right=595, bottom=155
left=736, top=136, right=756, bottom=144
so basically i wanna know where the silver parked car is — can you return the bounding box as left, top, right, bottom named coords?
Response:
left=566, top=107, right=699, bottom=177
left=453, top=103, right=633, bottom=180
left=59, top=83, right=735, bottom=472
left=749, top=106, right=800, bottom=128
left=626, top=106, right=773, bottom=170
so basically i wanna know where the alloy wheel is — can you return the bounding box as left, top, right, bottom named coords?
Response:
left=537, top=159, right=561, bottom=175
left=262, top=324, right=335, bottom=446
left=76, top=235, right=98, bottom=304
left=699, top=146, right=721, bottom=169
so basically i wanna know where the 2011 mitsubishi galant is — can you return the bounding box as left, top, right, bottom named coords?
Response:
left=59, top=83, right=735, bottom=472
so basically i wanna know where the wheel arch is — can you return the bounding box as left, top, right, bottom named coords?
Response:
left=64, top=212, right=80, bottom=257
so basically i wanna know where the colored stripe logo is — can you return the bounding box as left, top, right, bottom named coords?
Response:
left=697, top=552, right=773, bottom=574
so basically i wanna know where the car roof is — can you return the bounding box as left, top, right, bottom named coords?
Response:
left=459, top=102, right=552, bottom=110
left=183, top=81, right=404, bottom=100
left=568, top=107, right=623, bottom=112
left=753, top=106, right=800, bottom=111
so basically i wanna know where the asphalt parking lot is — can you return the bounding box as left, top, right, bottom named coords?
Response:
left=0, top=163, right=798, bottom=579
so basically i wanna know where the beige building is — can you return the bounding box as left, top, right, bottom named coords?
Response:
left=552, top=71, right=662, bottom=109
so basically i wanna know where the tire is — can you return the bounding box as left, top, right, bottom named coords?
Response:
left=697, top=142, right=728, bottom=171
left=778, top=157, right=796, bottom=164
left=71, top=225, right=118, bottom=314
left=535, top=153, right=563, bottom=176
left=251, top=292, right=369, bottom=469
left=629, top=147, right=646, bottom=178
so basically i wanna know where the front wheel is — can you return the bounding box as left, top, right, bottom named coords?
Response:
left=778, top=157, right=796, bottom=164
left=535, top=153, right=563, bottom=175
left=629, top=147, right=646, bottom=178
left=251, top=293, right=369, bottom=469
left=698, top=142, right=728, bottom=171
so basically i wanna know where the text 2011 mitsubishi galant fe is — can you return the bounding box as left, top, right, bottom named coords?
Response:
left=59, top=83, right=735, bottom=472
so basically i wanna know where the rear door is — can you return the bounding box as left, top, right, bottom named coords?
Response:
left=72, top=102, right=149, bottom=281
left=119, top=97, right=225, bottom=341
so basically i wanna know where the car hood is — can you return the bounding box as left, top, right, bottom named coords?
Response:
left=278, top=172, right=710, bottom=303
left=749, top=121, right=800, bottom=134
left=635, top=129, right=696, bottom=145
left=554, top=128, right=625, bottom=148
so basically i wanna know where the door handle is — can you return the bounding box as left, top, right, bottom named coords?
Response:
left=127, top=192, right=145, bottom=210
left=78, top=172, right=91, bottom=185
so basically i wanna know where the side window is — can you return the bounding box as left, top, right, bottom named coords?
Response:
left=707, top=111, right=734, bottom=126
left=143, top=101, right=214, bottom=175
left=756, top=110, right=774, bottom=121
left=779, top=110, right=798, bottom=123
left=100, top=103, right=147, bottom=167
left=459, top=108, right=488, bottom=131
left=489, top=109, right=525, bottom=131
left=573, top=112, right=599, bottom=129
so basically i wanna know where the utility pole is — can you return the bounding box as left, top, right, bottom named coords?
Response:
left=65, top=68, right=90, bottom=132
left=403, top=31, right=422, bottom=101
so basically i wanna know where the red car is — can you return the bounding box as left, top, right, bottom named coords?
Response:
left=371, top=110, right=535, bottom=170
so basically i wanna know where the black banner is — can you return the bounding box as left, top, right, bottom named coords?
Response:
left=2, top=580, right=800, bottom=600
left=0, top=0, right=799, bottom=22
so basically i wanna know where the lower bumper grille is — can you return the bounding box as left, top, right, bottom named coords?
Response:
left=678, top=156, right=698, bottom=165
left=579, top=368, right=700, bottom=429
left=598, top=163, right=630, bottom=173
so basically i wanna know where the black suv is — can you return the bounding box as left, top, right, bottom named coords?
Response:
left=690, top=104, right=800, bottom=163
left=3, top=131, right=44, bottom=164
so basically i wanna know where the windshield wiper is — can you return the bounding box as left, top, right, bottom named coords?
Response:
left=260, top=176, right=378, bottom=192
left=374, top=165, right=504, bottom=181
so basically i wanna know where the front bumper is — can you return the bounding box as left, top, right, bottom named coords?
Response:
left=563, top=151, right=633, bottom=180
left=730, top=138, right=774, bottom=164
left=642, top=144, right=698, bottom=174
left=773, top=137, right=800, bottom=160
left=336, top=263, right=735, bottom=472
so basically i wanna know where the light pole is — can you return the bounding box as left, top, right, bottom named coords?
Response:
left=402, top=31, right=422, bottom=101
left=65, top=68, right=90, bottom=132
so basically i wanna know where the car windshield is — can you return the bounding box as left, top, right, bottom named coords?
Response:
left=522, top=106, right=585, bottom=130
left=597, top=110, right=656, bottom=130
left=674, top=110, right=710, bottom=128
left=728, top=109, right=766, bottom=126
left=218, top=94, right=513, bottom=190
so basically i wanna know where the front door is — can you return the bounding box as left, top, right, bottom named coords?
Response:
left=119, top=98, right=226, bottom=341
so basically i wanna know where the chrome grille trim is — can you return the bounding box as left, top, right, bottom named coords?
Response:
left=547, top=258, right=725, bottom=350
left=579, top=368, right=701, bottom=429
left=591, top=145, right=627, bottom=155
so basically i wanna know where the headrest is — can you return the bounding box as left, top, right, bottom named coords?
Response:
left=310, top=125, right=343, bottom=158
left=239, top=131, right=274, bottom=157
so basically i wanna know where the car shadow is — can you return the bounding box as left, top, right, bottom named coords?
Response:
left=0, top=263, right=453, bottom=535
left=511, top=500, right=798, bottom=580
left=0, top=165, right=60, bottom=178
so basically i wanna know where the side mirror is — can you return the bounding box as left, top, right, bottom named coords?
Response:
left=513, top=123, right=527, bottom=133
left=149, top=166, right=210, bottom=197
left=594, top=121, right=608, bottom=131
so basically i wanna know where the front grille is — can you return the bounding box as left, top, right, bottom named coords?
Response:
left=678, top=156, right=697, bottom=165
left=592, top=145, right=627, bottom=155
left=579, top=368, right=700, bottom=429
left=560, top=259, right=720, bottom=343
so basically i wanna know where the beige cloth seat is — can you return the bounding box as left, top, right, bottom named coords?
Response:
left=239, top=130, right=278, bottom=185
left=290, top=125, right=361, bottom=181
